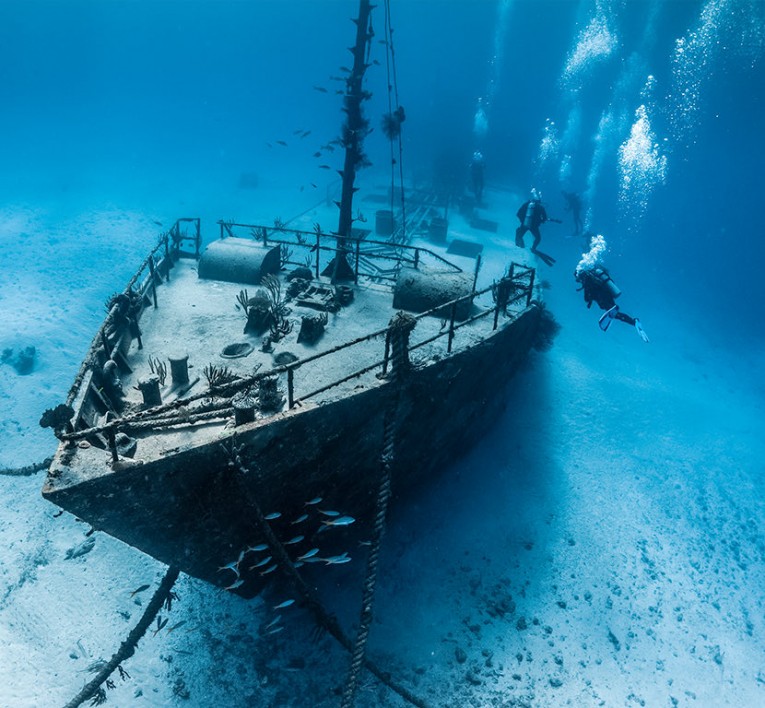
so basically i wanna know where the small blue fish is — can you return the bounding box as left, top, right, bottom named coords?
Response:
left=305, top=497, right=322, bottom=506
left=166, top=621, right=187, bottom=635
left=267, top=625, right=285, bottom=635
left=264, top=615, right=281, bottom=630
left=324, top=554, right=351, bottom=565
left=260, top=563, right=278, bottom=575
left=248, top=543, right=269, bottom=553
left=274, top=599, right=295, bottom=610
left=251, top=555, right=273, bottom=569
left=218, top=561, right=240, bottom=575
left=224, top=579, right=245, bottom=591
left=294, top=561, right=305, bottom=568
left=318, top=509, right=340, bottom=517
left=321, top=516, right=356, bottom=527
left=291, top=514, right=309, bottom=525
left=264, top=512, right=281, bottom=521
left=285, top=535, right=304, bottom=545
left=297, top=548, right=319, bottom=561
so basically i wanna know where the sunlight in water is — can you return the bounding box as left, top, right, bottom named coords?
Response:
left=473, top=0, right=513, bottom=143
left=618, top=104, right=667, bottom=221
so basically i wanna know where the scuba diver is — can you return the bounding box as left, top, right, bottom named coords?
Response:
left=562, top=190, right=583, bottom=238
left=515, top=189, right=560, bottom=266
left=469, top=151, right=486, bottom=203
left=574, top=234, right=649, bottom=342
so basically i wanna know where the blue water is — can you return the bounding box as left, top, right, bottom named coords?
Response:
left=2, top=1, right=764, bottom=705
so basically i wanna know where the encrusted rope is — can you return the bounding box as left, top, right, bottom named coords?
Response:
left=340, top=312, right=414, bottom=708
left=62, top=566, right=180, bottom=708
left=0, top=457, right=52, bottom=477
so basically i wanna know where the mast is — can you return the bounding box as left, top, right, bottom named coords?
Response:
left=326, top=0, right=375, bottom=282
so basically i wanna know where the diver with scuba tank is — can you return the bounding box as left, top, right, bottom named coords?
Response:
left=574, top=234, right=649, bottom=342
left=515, top=189, right=561, bottom=266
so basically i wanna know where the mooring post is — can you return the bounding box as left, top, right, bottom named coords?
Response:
left=168, top=353, right=189, bottom=386
left=287, top=368, right=295, bottom=409
left=106, top=427, right=119, bottom=463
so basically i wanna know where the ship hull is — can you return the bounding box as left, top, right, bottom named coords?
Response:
left=43, top=305, right=539, bottom=597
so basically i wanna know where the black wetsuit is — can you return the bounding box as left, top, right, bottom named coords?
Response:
left=576, top=267, right=636, bottom=326
left=515, top=199, right=548, bottom=251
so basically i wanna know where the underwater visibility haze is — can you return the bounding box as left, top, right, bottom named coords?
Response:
left=1, top=0, right=764, bottom=705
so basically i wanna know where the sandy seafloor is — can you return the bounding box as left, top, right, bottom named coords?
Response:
left=1, top=176, right=764, bottom=708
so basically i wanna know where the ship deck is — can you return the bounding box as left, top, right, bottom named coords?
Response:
left=55, top=243, right=527, bottom=483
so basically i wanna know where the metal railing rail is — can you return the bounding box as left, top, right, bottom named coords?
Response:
left=217, top=220, right=463, bottom=284
left=60, top=256, right=536, bottom=447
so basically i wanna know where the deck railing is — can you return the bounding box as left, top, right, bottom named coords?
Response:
left=217, top=220, right=463, bottom=283
left=58, top=218, right=536, bottom=449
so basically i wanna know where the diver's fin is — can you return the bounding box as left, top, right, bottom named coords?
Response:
left=634, top=319, right=649, bottom=343
left=598, top=305, right=618, bottom=332
left=531, top=249, right=556, bottom=266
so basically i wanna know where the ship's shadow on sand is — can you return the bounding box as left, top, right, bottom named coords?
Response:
left=313, top=350, right=560, bottom=635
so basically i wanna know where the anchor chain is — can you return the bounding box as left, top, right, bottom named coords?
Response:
left=340, top=311, right=415, bottom=708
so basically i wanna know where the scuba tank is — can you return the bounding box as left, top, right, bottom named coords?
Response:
left=593, top=266, right=621, bottom=298
left=523, top=200, right=537, bottom=228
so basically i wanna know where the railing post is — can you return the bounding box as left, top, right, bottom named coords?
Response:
left=315, top=231, right=321, bottom=279
left=414, top=248, right=420, bottom=270
left=164, top=233, right=170, bottom=282
left=287, top=368, right=295, bottom=409
left=447, top=303, right=456, bottom=353
left=527, top=268, right=535, bottom=306
left=101, top=330, right=111, bottom=359
left=381, top=330, right=391, bottom=376
left=148, top=257, right=158, bottom=308
left=195, top=218, right=201, bottom=259
left=472, top=254, right=482, bottom=293
left=354, top=238, right=360, bottom=284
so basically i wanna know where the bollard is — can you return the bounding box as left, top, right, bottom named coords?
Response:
left=232, top=391, right=257, bottom=426
left=137, top=376, right=162, bottom=408
left=168, top=353, right=189, bottom=386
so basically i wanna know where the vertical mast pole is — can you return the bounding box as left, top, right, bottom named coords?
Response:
left=328, top=0, right=374, bottom=282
